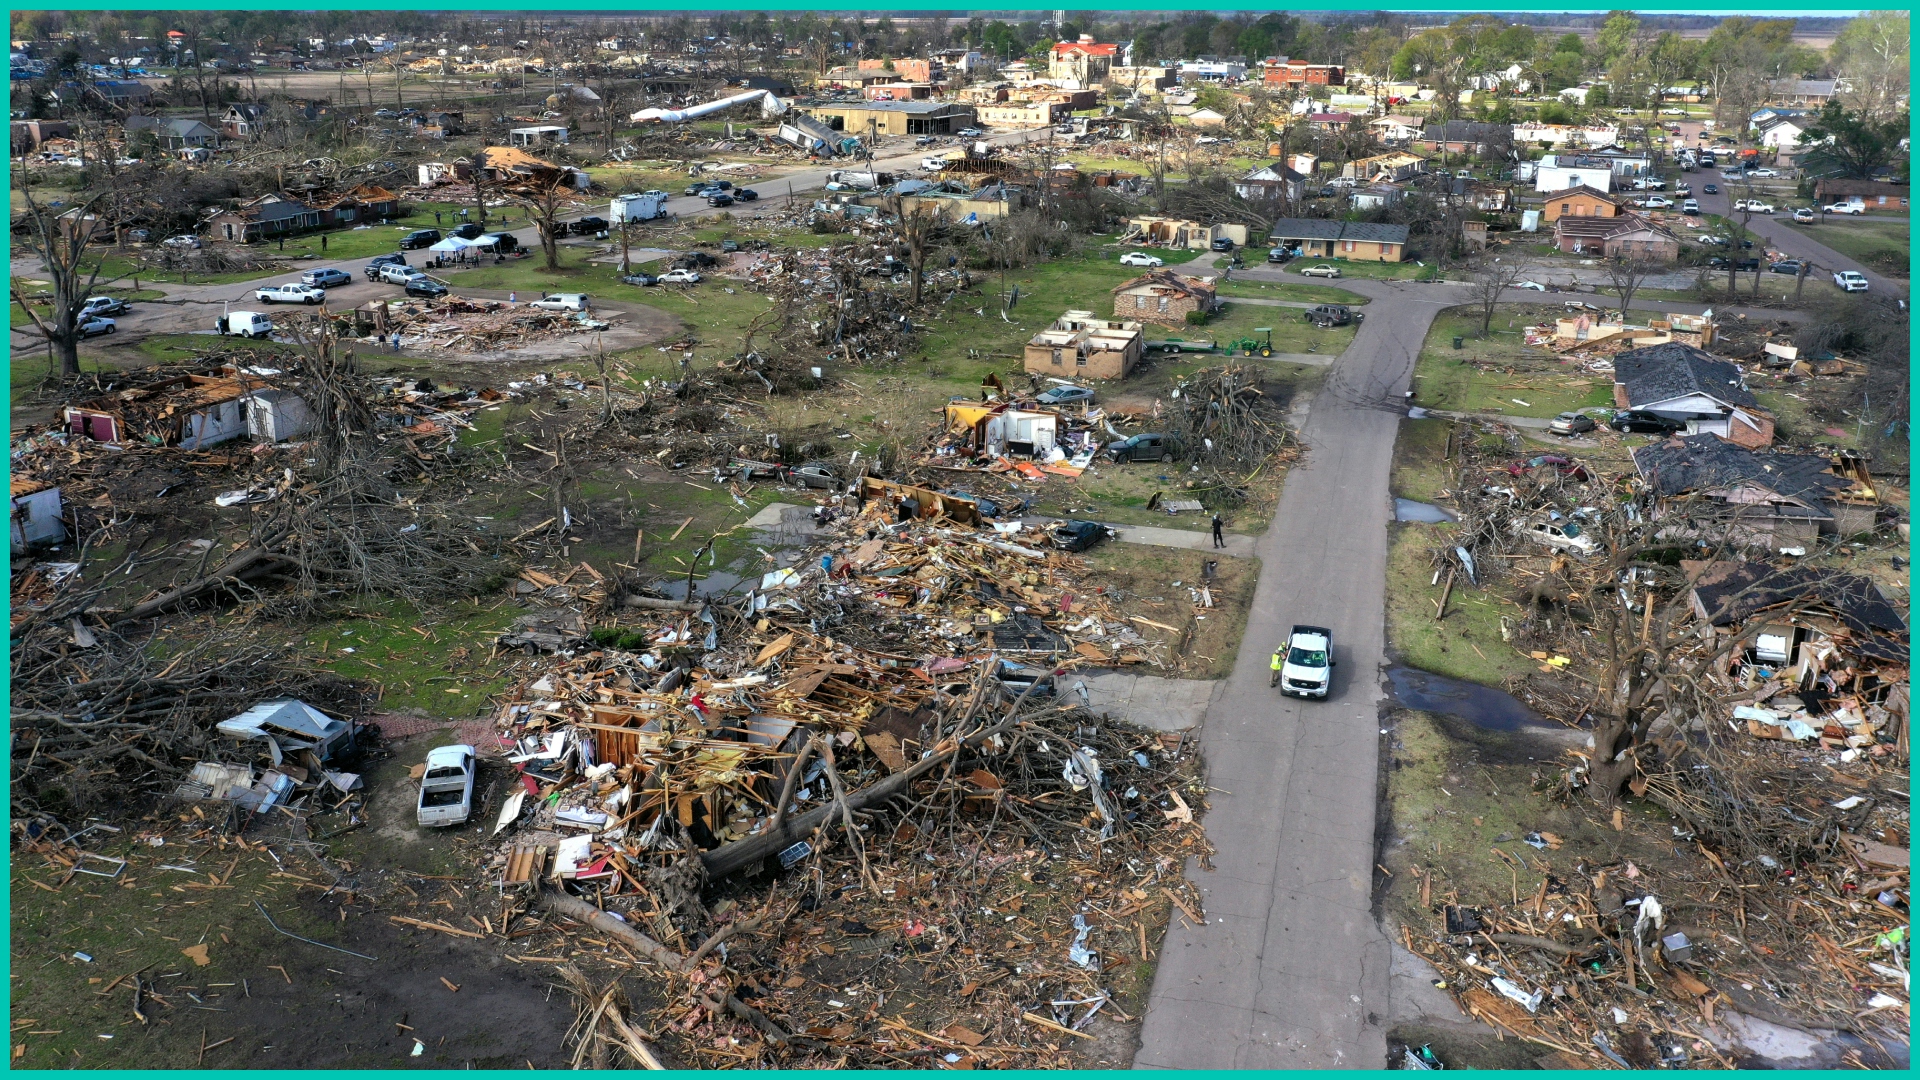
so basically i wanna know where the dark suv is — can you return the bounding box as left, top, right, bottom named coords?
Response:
left=452, top=222, right=487, bottom=240
left=400, top=228, right=442, bottom=250
left=1304, top=303, right=1362, bottom=328
left=568, top=216, right=609, bottom=236
left=1104, top=432, right=1181, bottom=463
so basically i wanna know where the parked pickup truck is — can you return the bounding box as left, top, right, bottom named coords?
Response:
left=1275, top=625, right=1334, bottom=698
left=416, top=744, right=477, bottom=828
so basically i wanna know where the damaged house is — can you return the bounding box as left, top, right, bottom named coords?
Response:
left=1613, top=342, right=1772, bottom=447
left=460, top=146, right=591, bottom=190
left=1111, top=270, right=1217, bottom=327
left=10, top=478, right=65, bottom=554
left=1024, top=310, right=1144, bottom=379
left=1634, top=434, right=1876, bottom=548
left=206, top=194, right=322, bottom=243
left=941, top=402, right=1060, bottom=459
left=1687, top=561, right=1908, bottom=713
left=62, top=373, right=315, bottom=448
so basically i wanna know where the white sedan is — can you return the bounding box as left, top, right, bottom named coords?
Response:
left=254, top=283, right=326, bottom=304
left=78, top=315, right=117, bottom=337
left=1299, top=264, right=1342, bottom=278
left=1119, top=252, right=1164, bottom=267
left=659, top=268, right=702, bottom=284
left=1750, top=168, right=1780, bottom=178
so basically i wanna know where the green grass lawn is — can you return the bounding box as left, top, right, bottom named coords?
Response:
left=1205, top=298, right=1355, bottom=356
left=1391, top=415, right=1454, bottom=503
left=1212, top=278, right=1370, bottom=305
left=1776, top=216, right=1909, bottom=280
left=1410, top=305, right=1616, bottom=420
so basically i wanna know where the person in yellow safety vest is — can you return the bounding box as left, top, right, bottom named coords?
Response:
left=1270, top=645, right=1285, bottom=687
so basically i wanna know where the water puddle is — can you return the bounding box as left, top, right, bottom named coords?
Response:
left=1394, top=498, right=1457, bottom=523
left=1386, top=666, right=1557, bottom=731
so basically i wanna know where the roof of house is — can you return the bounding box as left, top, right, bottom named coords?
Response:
left=1267, top=218, right=1410, bottom=245
left=1423, top=119, right=1508, bottom=141
left=1550, top=184, right=1622, bottom=205
left=1051, top=40, right=1119, bottom=57
left=125, top=116, right=218, bottom=138
left=1267, top=217, right=1345, bottom=241
left=1769, top=78, right=1838, bottom=97
left=804, top=99, right=967, bottom=114
left=1306, top=111, right=1354, bottom=123
left=217, top=196, right=316, bottom=223
left=1689, top=561, right=1907, bottom=638
left=1633, top=434, right=1844, bottom=513
left=1240, top=165, right=1306, bottom=183
left=473, top=146, right=561, bottom=171
left=1615, top=343, right=1758, bottom=409
left=1112, top=269, right=1215, bottom=298
left=1817, top=178, right=1908, bottom=198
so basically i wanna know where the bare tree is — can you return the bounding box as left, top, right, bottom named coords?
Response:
left=468, top=146, right=491, bottom=228
left=1601, top=251, right=1658, bottom=320
left=885, top=194, right=945, bottom=305
left=517, top=174, right=572, bottom=270
left=10, top=166, right=121, bottom=378
left=1465, top=252, right=1528, bottom=335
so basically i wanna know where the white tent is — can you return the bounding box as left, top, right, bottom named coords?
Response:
left=428, top=233, right=508, bottom=253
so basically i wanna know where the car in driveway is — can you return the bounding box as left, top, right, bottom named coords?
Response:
left=1104, top=432, right=1180, bottom=463
left=79, top=296, right=131, bottom=317
left=1825, top=201, right=1866, bottom=215
left=659, top=268, right=702, bottom=284
left=1275, top=625, right=1334, bottom=698
left=1119, top=251, right=1163, bottom=267
left=1303, top=303, right=1361, bottom=328
left=1050, top=519, right=1113, bottom=553
left=1609, top=409, right=1685, bottom=434
left=1792, top=207, right=1816, bottom=223
left=1548, top=411, right=1596, bottom=435
left=1299, top=263, right=1342, bottom=278
left=77, top=315, right=116, bottom=338
left=1834, top=270, right=1870, bottom=292
left=255, top=283, right=326, bottom=305
left=404, top=277, right=447, bottom=298
left=302, top=267, right=353, bottom=288
left=1209, top=236, right=1235, bottom=251
left=1034, top=384, right=1095, bottom=407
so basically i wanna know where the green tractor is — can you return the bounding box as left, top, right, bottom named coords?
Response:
left=1223, top=327, right=1274, bottom=357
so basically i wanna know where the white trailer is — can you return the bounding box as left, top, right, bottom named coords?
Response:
left=610, top=191, right=670, bottom=223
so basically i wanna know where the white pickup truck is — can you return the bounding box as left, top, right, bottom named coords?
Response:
left=1274, top=625, right=1334, bottom=698
left=416, top=745, right=477, bottom=827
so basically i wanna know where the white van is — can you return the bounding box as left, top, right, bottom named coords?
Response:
left=529, top=293, right=591, bottom=312
left=218, top=311, right=273, bottom=339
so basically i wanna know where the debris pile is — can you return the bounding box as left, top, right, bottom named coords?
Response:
left=345, top=297, right=614, bottom=353
left=473, top=504, right=1214, bottom=1065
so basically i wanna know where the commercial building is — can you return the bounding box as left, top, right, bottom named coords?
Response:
left=796, top=100, right=976, bottom=138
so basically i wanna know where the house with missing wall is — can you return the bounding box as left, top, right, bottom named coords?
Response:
left=1633, top=434, right=1876, bottom=548
left=1612, top=342, right=1771, bottom=447
left=1024, top=311, right=1144, bottom=380
left=1110, top=271, right=1217, bottom=327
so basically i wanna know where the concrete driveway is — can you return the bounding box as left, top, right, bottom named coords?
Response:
left=1134, top=276, right=1458, bottom=1069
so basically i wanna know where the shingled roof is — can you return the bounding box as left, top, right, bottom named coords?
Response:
left=1689, top=561, right=1908, bottom=641
left=1614, top=342, right=1758, bottom=410
left=1633, top=434, right=1847, bottom=517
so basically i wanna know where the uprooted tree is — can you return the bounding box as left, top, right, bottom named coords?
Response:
left=518, top=174, right=574, bottom=271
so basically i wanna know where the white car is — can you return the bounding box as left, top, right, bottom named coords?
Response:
left=1299, top=264, right=1342, bottom=278
left=1515, top=516, right=1597, bottom=554
left=1119, top=252, right=1163, bottom=267
left=416, top=744, right=476, bottom=828
left=302, top=267, right=353, bottom=288
left=161, top=234, right=201, bottom=249
left=254, top=283, right=326, bottom=304
left=1791, top=208, right=1816, bottom=223
left=1681, top=199, right=1701, bottom=214
left=1512, top=280, right=1547, bottom=291
left=658, top=268, right=702, bottom=284
left=1641, top=196, right=1672, bottom=209
left=1834, top=270, right=1869, bottom=292
left=78, top=315, right=116, bottom=337
left=1733, top=200, right=1774, bottom=215
left=1661, top=107, right=1687, bottom=116
left=1825, top=201, right=1866, bottom=215
left=1750, top=168, right=1780, bottom=178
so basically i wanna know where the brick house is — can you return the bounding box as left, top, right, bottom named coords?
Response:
left=206, top=195, right=321, bottom=243
left=1111, top=271, right=1217, bottom=327
left=1024, top=311, right=1144, bottom=380
left=1813, top=179, right=1910, bottom=212
left=1553, top=212, right=1679, bottom=260
left=314, top=184, right=400, bottom=227
left=1267, top=219, right=1409, bottom=262
left=1262, top=60, right=1344, bottom=87
left=1048, top=36, right=1118, bottom=86
left=1542, top=184, right=1626, bottom=223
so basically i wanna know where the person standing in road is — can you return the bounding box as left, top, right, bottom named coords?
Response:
left=508, top=292, right=516, bottom=305
left=1270, top=644, right=1285, bottom=687
left=1211, top=514, right=1225, bottom=548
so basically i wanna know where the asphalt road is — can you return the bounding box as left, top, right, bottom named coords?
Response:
left=1134, top=276, right=1455, bottom=1069
left=1684, top=178, right=1905, bottom=298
